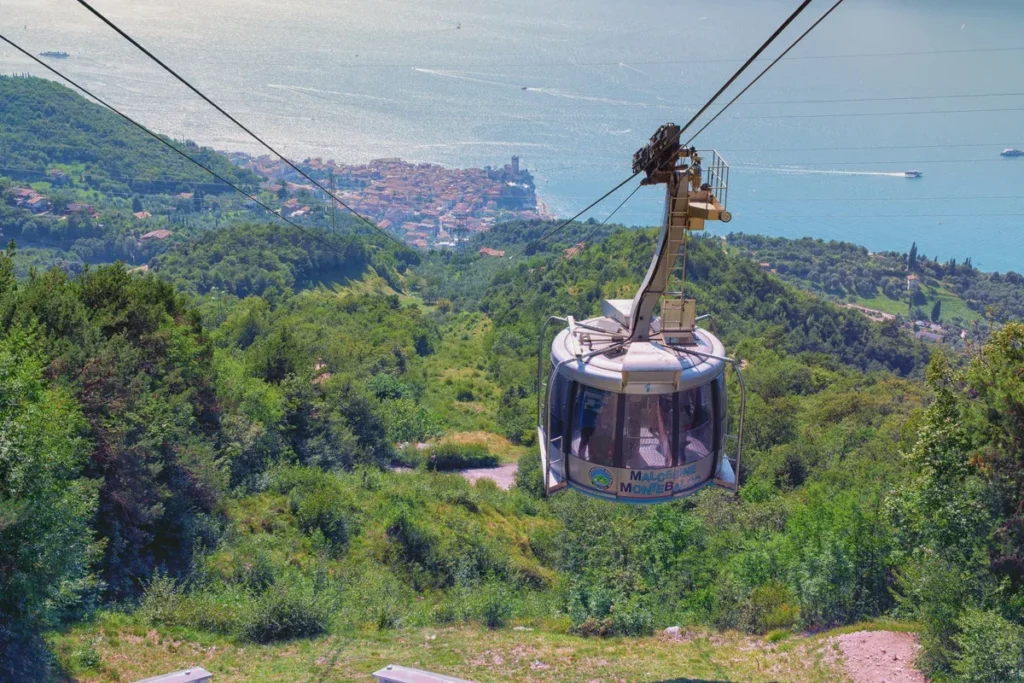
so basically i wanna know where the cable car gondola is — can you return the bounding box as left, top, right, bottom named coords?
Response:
left=537, top=124, right=746, bottom=503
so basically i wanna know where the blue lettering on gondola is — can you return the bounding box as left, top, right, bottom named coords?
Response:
left=621, top=464, right=702, bottom=496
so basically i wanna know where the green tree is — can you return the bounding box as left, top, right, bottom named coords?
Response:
left=0, top=333, right=101, bottom=677
left=931, top=299, right=942, bottom=323
left=952, top=608, right=1024, bottom=683
left=889, top=331, right=1024, bottom=676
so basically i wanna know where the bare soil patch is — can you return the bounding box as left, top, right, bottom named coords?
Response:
left=460, top=463, right=518, bottom=490
left=836, top=630, right=926, bottom=683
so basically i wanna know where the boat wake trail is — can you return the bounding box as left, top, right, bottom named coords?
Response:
left=412, top=68, right=515, bottom=87
left=267, top=84, right=392, bottom=101
left=734, top=164, right=908, bottom=178
left=618, top=62, right=648, bottom=76
left=525, top=87, right=649, bottom=107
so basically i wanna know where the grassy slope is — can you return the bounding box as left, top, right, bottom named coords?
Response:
left=927, top=284, right=981, bottom=323
left=851, top=292, right=908, bottom=317
left=853, top=284, right=981, bottom=324
left=417, top=313, right=505, bottom=436
left=725, top=235, right=985, bottom=326
left=49, top=617, right=865, bottom=683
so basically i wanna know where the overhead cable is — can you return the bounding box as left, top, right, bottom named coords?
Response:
left=519, top=0, right=819, bottom=255
left=0, top=33, right=374, bottom=260
left=563, top=184, right=645, bottom=261
left=552, top=0, right=846, bottom=252
left=681, top=0, right=845, bottom=148
left=74, top=0, right=406, bottom=249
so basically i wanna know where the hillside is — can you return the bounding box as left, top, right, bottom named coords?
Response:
left=0, top=77, right=363, bottom=276
left=49, top=618, right=881, bottom=682
left=0, top=75, right=259, bottom=195
left=5, top=216, right=1023, bottom=683
left=0, top=85, right=1021, bottom=681
left=151, top=222, right=417, bottom=298
left=726, top=233, right=1024, bottom=332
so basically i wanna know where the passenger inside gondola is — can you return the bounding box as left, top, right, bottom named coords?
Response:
left=623, top=393, right=673, bottom=469
left=679, top=386, right=713, bottom=464
left=572, top=386, right=616, bottom=465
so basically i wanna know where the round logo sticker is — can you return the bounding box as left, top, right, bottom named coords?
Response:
left=588, top=467, right=613, bottom=490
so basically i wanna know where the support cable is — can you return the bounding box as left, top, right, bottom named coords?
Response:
left=532, top=0, right=846, bottom=258
left=562, top=184, right=644, bottom=262
left=521, top=0, right=819, bottom=254
left=75, top=0, right=406, bottom=249
left=681, top=0, right=846, bottom=148
left=0, top=32, right=373, bottom=259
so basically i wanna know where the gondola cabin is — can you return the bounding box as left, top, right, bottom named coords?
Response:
left=537, top=125, right=746, bottom=503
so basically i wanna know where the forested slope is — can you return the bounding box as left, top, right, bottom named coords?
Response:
left=0, top=75, right=258, bottom=195
left=728, top=232, right=1024, bottom=326
left=1, top=216, right=1022, bottom=683
left=152, top=222, right=417, bottom=298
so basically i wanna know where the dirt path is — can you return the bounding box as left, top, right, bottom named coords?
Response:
left=460, top=463, right=518, bottom=490
left=836, top=630, right=926, bottom=683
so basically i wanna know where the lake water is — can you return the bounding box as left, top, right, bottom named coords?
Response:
left=3, top=0, right=1024, bottom=271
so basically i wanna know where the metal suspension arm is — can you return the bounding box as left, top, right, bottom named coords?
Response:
left=624, top=136, right=730, bottom=343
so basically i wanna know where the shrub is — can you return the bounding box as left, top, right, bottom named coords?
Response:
left=895, top=555, right=984, bottom=675
left=566, top=578, right=653, bottom=637
left=366, top=374, right=413, bottom=400
left=608, top=594, right=653, bottom=637
left=227, top=542, right=276, bottom=591
left=425, top=443, right=498, bottom=471
left=291, top=488, right=351, bottom=552
left=138, top=577, right=244, bottom=635
left=952, top=608, right=1024, bottom=683
left=571, top=616, right=615, bottom=637
left=472, top=582, right=516, bottom=629
left=379, top=397, right=442, bottom=443
left=335, top=566, right=418, bottom=631
left=137, top=575, right=184, bottom=626
left=433, top=479, right=482, bottom=512
left=514, top=450, right=545, bottom=498
left=392, top=447, right=425, bottom=469
left=386, top=510, right=437, bottom=570
left=238, top=578, right=329, bottom=643
left=742, top=582, right=799, bottom=634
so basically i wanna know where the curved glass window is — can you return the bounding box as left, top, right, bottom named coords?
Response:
left=571, top=386, right=617, bottom=466
left=547, top=370, right=571, bottom=450
left=678, top=385, right=714, bottom=464
left=547, top=370, right=570, bottom=484
left=622, top=393, right=674, bottom=469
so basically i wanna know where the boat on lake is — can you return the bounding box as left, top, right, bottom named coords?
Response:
left=904, top=170, right=922, bottom=178
left=1001, top=148, right=1024, bottom=157
left=39, top=51, right=70, bottom=59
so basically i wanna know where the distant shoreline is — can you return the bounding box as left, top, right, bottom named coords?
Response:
left=536, top=198, right=557, bottom=221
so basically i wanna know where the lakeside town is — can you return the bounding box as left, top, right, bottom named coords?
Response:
left=227, top=153, right=551, bottom=249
